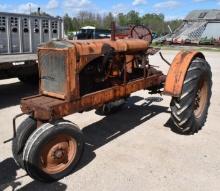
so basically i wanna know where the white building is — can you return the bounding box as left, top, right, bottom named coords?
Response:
left=172, top=9, right=220, bottom=44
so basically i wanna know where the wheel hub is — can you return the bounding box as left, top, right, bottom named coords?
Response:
left=40, top=135, right=77, bottom=174
left=53, top=149, right=65, bottom=160
left=194, top=78, right=208, bottom=118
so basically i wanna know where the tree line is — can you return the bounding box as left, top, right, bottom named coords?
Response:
left=64, top=11, right=183, bottom=36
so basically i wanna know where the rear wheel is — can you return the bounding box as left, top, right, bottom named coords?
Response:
left=22, top=120, right=84, bottom=182
left=170, top=57, right=212, bottom=135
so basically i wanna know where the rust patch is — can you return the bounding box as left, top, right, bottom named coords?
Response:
left=164, top=50, right=205, bottom=97
left=22, top=37, right=166, bottom=121
left=21, top=74, right=165, bottom=121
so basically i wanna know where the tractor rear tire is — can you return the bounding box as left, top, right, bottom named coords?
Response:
left=12, top=117, right=37, bottom=168
left=170, top=57, right=212, bottom=135
left=22, top=120, right=84, bottom=182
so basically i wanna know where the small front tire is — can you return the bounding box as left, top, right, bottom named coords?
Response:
left=12, top=117, right=37, bottom=168
left=22, top=120, right=84, bottom=182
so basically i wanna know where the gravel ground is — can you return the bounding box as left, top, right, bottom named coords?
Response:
left=0, top=50, right=219, bottom=191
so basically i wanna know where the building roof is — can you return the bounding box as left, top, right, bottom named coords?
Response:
left=185, top=9, right=220, bottom=21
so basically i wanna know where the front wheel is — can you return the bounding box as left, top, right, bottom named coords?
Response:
left=12, top=117, right=37, bottom=168
left=170, top=57, right=212, bottom=135
left=22, top=120, right=84, bottom=182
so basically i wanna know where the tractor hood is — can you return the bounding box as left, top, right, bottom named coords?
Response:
left=41, top=38, right=150, bottom=55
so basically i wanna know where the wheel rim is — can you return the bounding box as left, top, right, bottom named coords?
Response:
left=194, top=77, right=208, bottom=118
left=40, top=134, right=77, bottom=174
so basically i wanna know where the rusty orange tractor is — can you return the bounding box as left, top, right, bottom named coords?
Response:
left=10, top=25, right=212, bottom=182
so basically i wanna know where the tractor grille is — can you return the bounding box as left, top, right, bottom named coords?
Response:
left=39, top=50, right=66, bottom=96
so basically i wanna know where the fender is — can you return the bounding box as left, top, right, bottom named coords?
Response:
left=164, top=50, right=205, bottom=97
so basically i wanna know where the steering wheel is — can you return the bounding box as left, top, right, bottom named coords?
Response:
left=130, top=25, right=152, bottom=43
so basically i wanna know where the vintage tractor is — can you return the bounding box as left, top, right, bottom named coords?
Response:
left=10, top=24, right=212, bottom=182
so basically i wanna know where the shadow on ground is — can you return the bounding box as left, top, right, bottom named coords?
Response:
left=0, top=158, right=21, bottom=191
left=0, top=95, right=170, bottom=190
left=16, top=181, right=67, bottom=191
left=0, top=158, right=67, bottom=191
left=76, top=96, right=170, bottom=172
left=0, top=80, right=38, bottom=109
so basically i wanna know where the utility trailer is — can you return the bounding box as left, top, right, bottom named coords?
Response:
left=0, top=12, right=64, bottom=82
left=10, top=24, right=212, bottom=182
